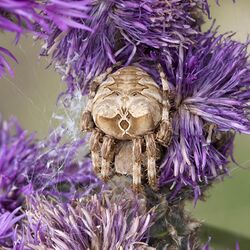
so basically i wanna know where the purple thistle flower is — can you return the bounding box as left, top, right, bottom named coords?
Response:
left=236, top=242, right=240, bottom=250
left=201, top=239, right=240, bottom=250
left=0, top=115, right=101, bottom=213
left=17, top=193, right=153, bottom=249
left=0, top=116, right=38, bottom=213
left=159, top=31, right=250, bottom=200
left=0, top=207, right=24, bottom=248
left=0, top=0, right=45, bottom=40
left=0, top=0, right=92, bottom=78
left=0, top=47, right=17, bottom=78
left=0, top=0, right=91, bottom=36
left=202, top=242, right=212, bottom=250
left=41, top=0, right=92, bottom=32
left=42, top=0, right=210, bottom=95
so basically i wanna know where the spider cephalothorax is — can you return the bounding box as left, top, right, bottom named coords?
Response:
left=82, top=65, right=172, bottom=191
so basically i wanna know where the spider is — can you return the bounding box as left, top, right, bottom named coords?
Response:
left=81, top=64, right=172, bottom=191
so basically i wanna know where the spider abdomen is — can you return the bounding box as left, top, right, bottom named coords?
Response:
left=92, top=66, right=162, bottom=140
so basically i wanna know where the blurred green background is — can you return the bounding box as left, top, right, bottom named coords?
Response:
left=0, top=1, right=250, bottom=249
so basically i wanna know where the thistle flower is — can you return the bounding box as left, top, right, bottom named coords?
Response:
left=18, top=193, right=153, bottom=250
left=201, top=240, right=240, bottom=250
left=0, top=0, right=92, bottom=80
left=0, top=207, right=24, bottom=248
left=42, top=0, right=92, bottom=32
left=0, top=116, right=38, bottom=213
left=0, top=115, right=101, bottom=213
left=0, top=0, right=91, bottom=36
left=0, top=0, right=45, bottom=39
left=42, top=0, right=211, bottom=95
left=0, top=47, right=17, bottom=78
left=159, top=31, right=250, bottom=200
left=13, top=185, right=205, bottom=249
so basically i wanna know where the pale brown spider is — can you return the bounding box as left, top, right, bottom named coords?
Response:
left=81, top=64, right=172, bottom=191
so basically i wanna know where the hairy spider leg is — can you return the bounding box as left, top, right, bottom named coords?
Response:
left=145, top=133, right=158, bottom=190
left=132, top=137, right=143, bottom=192
left=156, top=64, right=172, bottom=146
left=89, top=129, right=102, bottom=173
left=81, top=66, right=114, bottom=131
left=101, top=136, right=115, bottom=181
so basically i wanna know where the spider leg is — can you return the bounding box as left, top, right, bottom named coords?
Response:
left=89, top=129, right=102, bottom=174
left=132, top=137, right=143, bottom=192
left=81, top=80, right=100, bottom=132
left=101, top=136, right=115, bottom=181
left=81, top=110, right=95, bottom=132
left=156, top=64, right=172, bottom=146
left=81, top=65, right=117, bottom=132
left=145, top=133, right=158, bottom=190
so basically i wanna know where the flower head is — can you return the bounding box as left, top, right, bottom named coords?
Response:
left=17, top=193, right=153, bottom=249
left=0, top=115, right=101, bottom=213
left=0, top=0, right=92, bottom=79
left=159, top=31, right=250, bottom=201
left=42, top=0, right=211, bottom=95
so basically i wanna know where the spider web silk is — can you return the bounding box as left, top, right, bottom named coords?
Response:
left=0, top=33, right=94, bottom=205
